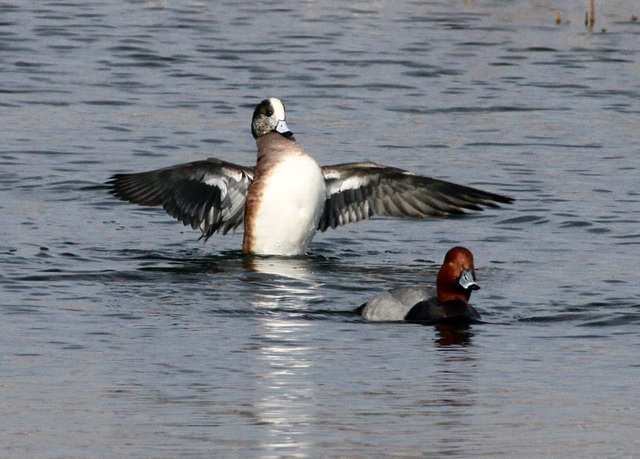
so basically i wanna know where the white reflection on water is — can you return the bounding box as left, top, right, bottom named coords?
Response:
left=242, top=258, right=322, bottom=453
left=254, top=319, right=315, bottom=453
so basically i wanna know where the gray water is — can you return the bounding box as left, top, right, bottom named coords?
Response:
left=2, top=0, right=640, bottom=457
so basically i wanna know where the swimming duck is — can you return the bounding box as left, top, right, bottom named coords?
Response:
left=359, top=246, right=481, bottom=324
left=107, top=98, right=512, bottom=256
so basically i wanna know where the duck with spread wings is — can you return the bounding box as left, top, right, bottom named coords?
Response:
left=107, top=98, right=513, bottom=256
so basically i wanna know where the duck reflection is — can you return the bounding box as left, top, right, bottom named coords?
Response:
left=424, top=324, right=479, bottom=454
left=243, top=254, right=315, bottom=281
left=433, top=323, right=475, bottom=347
left=252, top=317, right=315, bottom=452
left=244, top=267, right=319, bottom=455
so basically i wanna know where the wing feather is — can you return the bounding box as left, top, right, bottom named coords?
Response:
left=107, top=157, right=253, bottom=240
left=319, top=162, right=512, bottom=231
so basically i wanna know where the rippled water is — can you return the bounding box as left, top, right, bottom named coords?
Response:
left=2, top=0, right=640, bottom=456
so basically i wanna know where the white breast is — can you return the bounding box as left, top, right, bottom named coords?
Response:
left=249, top=155, right=326, bottom=256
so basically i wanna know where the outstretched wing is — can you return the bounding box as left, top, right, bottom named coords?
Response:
left=107, top=158, right=254, bottom=240
left=319, top=162, right=513, bottom=231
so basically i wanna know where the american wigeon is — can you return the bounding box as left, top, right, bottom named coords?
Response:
left=107, top=98, right=513, bottom=256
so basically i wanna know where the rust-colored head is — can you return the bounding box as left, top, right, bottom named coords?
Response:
left=436, top=247, right=480, bottom=303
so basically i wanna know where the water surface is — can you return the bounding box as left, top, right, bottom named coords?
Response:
left=2, top=0, right=640, bottom=456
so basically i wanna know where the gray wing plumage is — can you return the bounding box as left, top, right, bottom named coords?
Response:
left=107, top=158, right=253, bottom=240
left=319, top=162, right=513, bottom=231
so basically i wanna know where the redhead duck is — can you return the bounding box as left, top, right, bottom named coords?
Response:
left=359, top=247, right=481, bottom=324
left=107, top=98, right=512, bottom=256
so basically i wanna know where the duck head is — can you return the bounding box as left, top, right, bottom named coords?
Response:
left=437, top=246, right=480, bottom=303
left=251, top=98, right=295, bottom=140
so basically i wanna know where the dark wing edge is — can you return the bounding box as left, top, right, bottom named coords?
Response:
left=106, top=158, right=254, bottom=240
left=319, top=162, right=513, bottom=232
